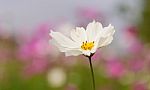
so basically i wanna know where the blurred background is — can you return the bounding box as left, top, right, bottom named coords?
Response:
left=0, top=0, right=150, bottom=90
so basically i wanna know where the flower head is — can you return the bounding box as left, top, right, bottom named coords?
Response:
left=49, top=21, right=115, bottom=57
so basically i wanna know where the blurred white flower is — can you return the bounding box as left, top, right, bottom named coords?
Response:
left=50, top=20, right=115, bottom=56
left=47, top=67, right=66, bottom=88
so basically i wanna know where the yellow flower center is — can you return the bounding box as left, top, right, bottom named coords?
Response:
left=81, top=41, right=94, bottom=50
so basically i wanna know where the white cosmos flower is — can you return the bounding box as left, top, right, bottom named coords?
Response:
left=49, top=21, right=115, bottom=57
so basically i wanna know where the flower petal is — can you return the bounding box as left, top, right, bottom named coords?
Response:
left=50, top=30, right=80, bottom=49
left=98, top=36, right=113, bottom=48
left=81, top=50, right=91, bottom=56
left=90, top=38, right=100, bottom=54
left=86, top=20, right=103, bottom=42
left=65, top=50, right=82, bottom=56
left=101, top=24, right=115, bottom=37
left=50, top=39, right=69, bottom=52
left=70, top=27, right=87, bottom=44
left=98, top=24, right=115, bottom=47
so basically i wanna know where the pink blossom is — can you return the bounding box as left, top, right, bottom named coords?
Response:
left=125, top=26, right=143, bottom=54
left=106, top=60, right=125, bottom=78
left=22, top=58, right=48, bottom=76
left=18, top=23, right=52, bottom=77
left=129, top=58, right=144, bottom=72
left=18, top=23, right=52, bottom=61
left=132, top=83, right=148, bottom=90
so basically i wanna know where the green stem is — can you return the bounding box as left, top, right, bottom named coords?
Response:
left=88, top=56, right=96, bottom=90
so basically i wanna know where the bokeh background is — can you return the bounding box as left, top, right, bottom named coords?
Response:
left=0, top=0, right=150, bottom=90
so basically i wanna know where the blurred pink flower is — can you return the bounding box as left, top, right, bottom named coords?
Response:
left=106, top=59, right=125, bottom=78
left=129, top=58, right=144, bottom=72
left=17, top=23, right=52, bottom=77
left=132, top=83, right=148, bottom=90
left=22, top=58, right=48, bottom=76
left=125, top=26, right=143, bottom=54
left=18, top=23, right=52, bottom=61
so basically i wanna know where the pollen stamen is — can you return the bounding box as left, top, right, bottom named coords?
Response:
left=81, top=41, right=94, bottom=50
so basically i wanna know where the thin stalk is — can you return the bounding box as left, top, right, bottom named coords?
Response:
left=88, top=56, right=96, bottom=90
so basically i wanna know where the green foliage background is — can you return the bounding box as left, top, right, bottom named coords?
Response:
left=139, top=0, right=150, bottom=43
